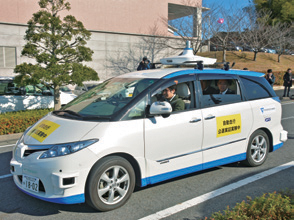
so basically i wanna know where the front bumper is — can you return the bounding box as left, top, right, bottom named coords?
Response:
left=10, top=146, right=98, bottom=204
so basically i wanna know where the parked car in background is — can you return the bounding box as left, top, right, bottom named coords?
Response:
left=284, top=49, right=294, bottom=55
left=263, top=48, right=277, bottom=54
left=210, top=45, right=223, bottom=51
left=0, top=77, right=77, bottom=113
left=242, top=44, right=254, bottom=52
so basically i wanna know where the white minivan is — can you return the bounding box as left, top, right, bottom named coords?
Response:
left=10, top=66, right=287, bottom=211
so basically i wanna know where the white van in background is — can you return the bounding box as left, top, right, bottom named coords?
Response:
left=0, top=77, right=77, bottom=113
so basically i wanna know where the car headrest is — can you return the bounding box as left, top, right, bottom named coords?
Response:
left=177, top=83, right=190, bottom=98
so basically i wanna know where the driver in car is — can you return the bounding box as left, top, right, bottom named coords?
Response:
left=162, top=85, right=185, bottom=112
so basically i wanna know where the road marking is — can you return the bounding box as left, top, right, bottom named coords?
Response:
left=281, top=101, right=294, bottom=105
left=282, top=116, right=294, bottom=120
left=139, top=161, right=294, bottom=220
left=0, top=144, right=15, bottom=148
left=0, top=174, right=12, bottom=179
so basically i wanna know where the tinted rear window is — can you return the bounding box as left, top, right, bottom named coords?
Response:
left=240, top=76, right=273, bottom=100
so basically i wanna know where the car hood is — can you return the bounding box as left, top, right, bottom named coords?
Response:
left=23, top=113, right=99, bottom=145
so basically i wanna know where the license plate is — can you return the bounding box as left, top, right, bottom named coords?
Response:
left=22, top=174, right=39, bottom=193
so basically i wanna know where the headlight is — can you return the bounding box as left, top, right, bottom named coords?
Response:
left=39, top=139, right=98, bottom=159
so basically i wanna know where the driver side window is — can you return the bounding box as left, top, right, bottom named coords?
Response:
left=122, top=96, right=147, bottom=120
left=151, top=80, right=194, bottom=112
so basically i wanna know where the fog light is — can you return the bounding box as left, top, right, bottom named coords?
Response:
left=63, top=177, right=75, bottom=186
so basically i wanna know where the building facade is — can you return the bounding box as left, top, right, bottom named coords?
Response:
left=0, top=0, right=204, bottom=80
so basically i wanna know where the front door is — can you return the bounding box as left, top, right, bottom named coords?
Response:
left=144, top=77, right=204, bottom=185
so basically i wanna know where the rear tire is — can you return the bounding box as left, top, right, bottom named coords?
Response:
left=85, top=156, right=135, bottom=211
left=244, top=130, right=269, bottom=167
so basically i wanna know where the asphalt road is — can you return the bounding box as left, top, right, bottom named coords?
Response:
left=0, top=89, right=293, bottom=220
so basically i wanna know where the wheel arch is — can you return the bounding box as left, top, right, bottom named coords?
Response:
left=254, top=127, right=273, bottom=152
left=85, top=152, right=142, bottom=190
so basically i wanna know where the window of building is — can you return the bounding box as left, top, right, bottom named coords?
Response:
left=0, top=47, right=16, bottom=68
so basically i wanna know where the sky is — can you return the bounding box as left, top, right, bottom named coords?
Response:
left=202, top=0, right=253, bottom=10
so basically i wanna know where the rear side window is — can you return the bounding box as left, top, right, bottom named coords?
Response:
left=199, top=78, right=242, bottom=108
left=240, top=77, right=272, bottom=100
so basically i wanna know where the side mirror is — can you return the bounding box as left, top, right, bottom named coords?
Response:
left=149, top=101, right=172, bottom=115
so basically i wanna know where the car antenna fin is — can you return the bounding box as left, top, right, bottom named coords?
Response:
left=224, top=62, right=230, bottom=71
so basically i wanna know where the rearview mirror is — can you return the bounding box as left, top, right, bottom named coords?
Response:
left=149, top=101, right=172, bottom=115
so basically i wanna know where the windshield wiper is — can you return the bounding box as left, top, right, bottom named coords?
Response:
left=53, top=110, right=84, bottom=119
left=53, top=110, right=112, bottom=121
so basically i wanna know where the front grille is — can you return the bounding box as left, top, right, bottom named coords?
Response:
left=23, top=149, right=45, bottom=157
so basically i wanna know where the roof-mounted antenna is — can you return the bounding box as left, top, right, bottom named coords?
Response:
left=215, top=61, right=236, bottom=71
left=224, top=62, right=230, bottom=71
left=195, top=61, right=204, bottom=70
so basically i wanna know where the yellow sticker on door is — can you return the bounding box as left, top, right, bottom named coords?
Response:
left=216, top=114, right=241, bottom=137
left=28, top=120, right=60, bottom=142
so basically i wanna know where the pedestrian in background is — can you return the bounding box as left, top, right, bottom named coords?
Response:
left=265, top=69, right=275, bottom=87
left=283, top=68, right=292, bottom=97
left=137, top=56, right=150, bottom=71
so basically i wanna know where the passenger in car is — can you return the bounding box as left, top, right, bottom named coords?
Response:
left=162, top=85, right=185, bottom=112
left=201, top=80, right=217, bottom=95
left=216, top=79, right=235, bottom=94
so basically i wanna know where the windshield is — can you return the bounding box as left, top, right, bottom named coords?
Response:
left=58, top=77, right=157, bottom=118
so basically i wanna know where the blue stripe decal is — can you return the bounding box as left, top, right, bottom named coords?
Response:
left=141, top=153, right=246, bottom=187
left=272, top=96, right=281, bottom=103
left=163, top=70, right=197, bottom=79
left=18, top=186, right=85, bottom=204
left=142, top=163, right=203, bottom=186
left=203, top=153, right=246, bottom=170
left=273, top=142, right=283, bottom=151
left=163, top=69, right=264, bottom=79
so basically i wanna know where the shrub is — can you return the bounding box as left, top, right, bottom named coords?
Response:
left=0, top=109, right=52, bottom=135
left=273, top=71, right=285, bottom=86
left=206, top=192, right=294, bottom=220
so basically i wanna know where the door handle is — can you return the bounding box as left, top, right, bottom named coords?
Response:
left=189, top=118, right=201, bottom=123
left=204, top=115, right=215, bottom=120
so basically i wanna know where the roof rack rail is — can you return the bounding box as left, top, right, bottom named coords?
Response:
left=183, top=60, right=204, bottom=70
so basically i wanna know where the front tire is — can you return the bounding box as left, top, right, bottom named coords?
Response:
left=244, top=130, right=269, bottom=167
left=85, top=156, right=135, bottom=211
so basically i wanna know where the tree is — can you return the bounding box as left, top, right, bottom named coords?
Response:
left=240, top=9, right=276, bottom=61
left=106, top=23, right=172, bottom=75
left=270, top=22, right=292, bottom=62
left=207, top=5, right=245, bottom=62
left=14, top=0, right=98, bottom=110
left=253, top=0, right=294, bottom=24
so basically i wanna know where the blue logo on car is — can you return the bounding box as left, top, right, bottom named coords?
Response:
left=265, top=117, right=271, bottom=122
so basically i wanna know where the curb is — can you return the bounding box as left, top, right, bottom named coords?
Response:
left=0, top=133, right=23, bottom=142
left=273, top=86, right=284, bottom=90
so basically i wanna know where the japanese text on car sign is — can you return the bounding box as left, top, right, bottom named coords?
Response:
left=28, top=120, right=60, bottom=142
left=216, top=114, right=241, bottom=137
